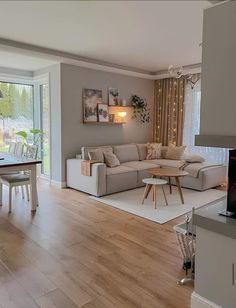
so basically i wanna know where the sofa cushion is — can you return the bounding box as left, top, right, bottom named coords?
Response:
left=88, top=149, right=104, bottom=163
left=145, top=159, right=185, bottom=169
left=82, top=146, right=113, bottom=160
left=146, top=143, right=162, bottom=159
left=165, top=144, right=186, bottom=160
left=106, top=165, right=135, bottom=175
left=161, top=146, right=168, bottom=158
left=183, top=162, right=224, bottom=178
left=106, top=167, right=137, bottom=194
left=104, top=152, right=120, bottom=168
left=136, top=144, right=147, bottom=161
left=122, top=161, right=159, bottom=170
left=183, top=153, right=205, bottom=163
left=113, top=144, right=139, bottom=163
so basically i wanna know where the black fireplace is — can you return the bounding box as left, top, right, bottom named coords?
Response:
left=220, top=149, right=236, bottom=217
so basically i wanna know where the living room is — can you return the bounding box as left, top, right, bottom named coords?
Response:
left=0, top=1, right=235, bottom=308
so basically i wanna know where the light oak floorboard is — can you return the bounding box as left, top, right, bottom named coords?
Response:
left=0, top=179, right=199, bottom=308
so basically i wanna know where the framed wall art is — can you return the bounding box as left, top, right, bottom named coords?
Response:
left=98, top=103, right=109, bottom=122
left=83, top=88, right=102, bottom=122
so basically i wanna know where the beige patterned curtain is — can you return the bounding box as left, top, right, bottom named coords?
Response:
left=153, top=78, right=186, bottom=146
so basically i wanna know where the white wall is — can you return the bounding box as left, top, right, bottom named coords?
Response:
left=196, top=1, right=236, bottom=148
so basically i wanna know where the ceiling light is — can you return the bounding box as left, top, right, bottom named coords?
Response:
left=168, top=65, right=200, bottom=89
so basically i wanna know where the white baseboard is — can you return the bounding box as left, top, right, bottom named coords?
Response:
left=191, top=292, right=222, bottom=308
left=50, top=180, right=67, bottom=188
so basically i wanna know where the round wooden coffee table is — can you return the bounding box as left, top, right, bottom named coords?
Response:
left=147, top=168, right=188, bottom=204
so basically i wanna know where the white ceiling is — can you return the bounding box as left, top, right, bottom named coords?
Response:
left=0, top=0, right=211, bottom=73
left=0, top=49, right=56, bottom=71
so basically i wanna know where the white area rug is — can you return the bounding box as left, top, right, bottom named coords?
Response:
left=90, top=187, right=226, bottom=224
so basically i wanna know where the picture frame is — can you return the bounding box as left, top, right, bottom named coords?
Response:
left=83, top=88, right=102, bottom=122
left=109, top=114, right=115, bottom=123
left=98, top=103, right=109, bottom=122
left=108, top=88, right=119, bottom=106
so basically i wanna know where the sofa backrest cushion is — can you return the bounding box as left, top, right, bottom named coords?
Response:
left=161, top=146, right=168, bottom=158
left=136, top=144, right=147, bottom=161
left=81, top=146, right=113, bottom=160
left=113, top=144, right=139, bottom=163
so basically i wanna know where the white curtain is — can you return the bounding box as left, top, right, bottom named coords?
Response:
left=183, top=80, right=229, bottom=165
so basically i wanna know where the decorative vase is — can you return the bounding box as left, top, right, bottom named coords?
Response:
left=121, top=99, right=127, bottom=106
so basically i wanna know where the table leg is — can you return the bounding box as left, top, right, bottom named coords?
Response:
left=142, top=184, right=149, bottom=204
left=175, top=176, right=184, bottom=204
left=154, top=185, right=157, bottom=209
left=0, top=183, right=2, bottom=206
left=30, top=165, right=38, bottom=212
left=145, top=184, right=152, bottom=199
left=162, top=186, right=168, bottom=206
left=169, top=176, right=172, bottom=194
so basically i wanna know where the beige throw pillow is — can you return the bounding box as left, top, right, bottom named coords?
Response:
left=104, top=152, right=120, bottom=168
left=165, top=144, right=186, bottom=160
left=184, top=154, right=205, bottom=163
left=88, top=149, right=104, bottom=162
left=146, top=143, right=162, bottom=159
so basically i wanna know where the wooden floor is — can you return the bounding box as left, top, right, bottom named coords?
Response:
left=0, top=180, right=193, bottom=308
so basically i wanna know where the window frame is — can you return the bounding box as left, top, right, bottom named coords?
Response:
left=33, top=74, right=51, bottom=179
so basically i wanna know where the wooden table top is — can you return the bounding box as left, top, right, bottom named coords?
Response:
left=148, top=167, right=188, bottom=177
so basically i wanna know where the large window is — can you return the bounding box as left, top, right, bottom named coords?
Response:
left=183, top=80, right=229, bottom=165
left=0, top=82, right=33, bottom=151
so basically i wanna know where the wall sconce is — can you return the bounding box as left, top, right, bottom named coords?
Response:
left=117, top=111, right=127, bottom=123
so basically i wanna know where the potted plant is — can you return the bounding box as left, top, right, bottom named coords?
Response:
left=16, top=129, right=43, bottom=146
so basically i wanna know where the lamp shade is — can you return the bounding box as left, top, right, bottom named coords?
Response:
left=118, top=111, right=127, bottom=118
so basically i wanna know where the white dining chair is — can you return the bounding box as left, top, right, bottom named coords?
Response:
left=14, top=142, right=25, bottom=157
left=8, top=141, right=16, bottom=154
left=0, top=144, right=39, bottom=213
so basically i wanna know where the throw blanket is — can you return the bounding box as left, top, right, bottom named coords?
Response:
left=181, top=162, right=223, bottom=178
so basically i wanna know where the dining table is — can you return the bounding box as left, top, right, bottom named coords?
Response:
left=0, top=153, right=42, bottom=212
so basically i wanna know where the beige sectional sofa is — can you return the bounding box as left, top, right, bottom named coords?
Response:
left=66, top=144, right=227, bottom=197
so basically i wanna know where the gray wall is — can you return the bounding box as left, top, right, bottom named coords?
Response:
left=196, top=1, right=236, bottom=147
left=60, top=63, right=154, bottom=181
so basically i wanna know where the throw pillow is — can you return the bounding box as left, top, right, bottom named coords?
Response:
left=104, top=152, right=120, bottom=168
left=165, top=144, right=186, bottom=160
left=161, top=146, right=168, bottom=159
left=88, top=149, right=104, bottom=163
left=146, top=143, right=162, bottom=159
left=184, top=154, right=205, bottom=163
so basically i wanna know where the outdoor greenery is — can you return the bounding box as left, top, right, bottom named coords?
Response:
left=131, top=95, right=151, bottom=123
left=0, top=83, right=33, bottom=119
left=0, top=82, right=50, bottom=176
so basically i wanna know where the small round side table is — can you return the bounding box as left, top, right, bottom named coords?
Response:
left=142, top=178, right=168, bottom=209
